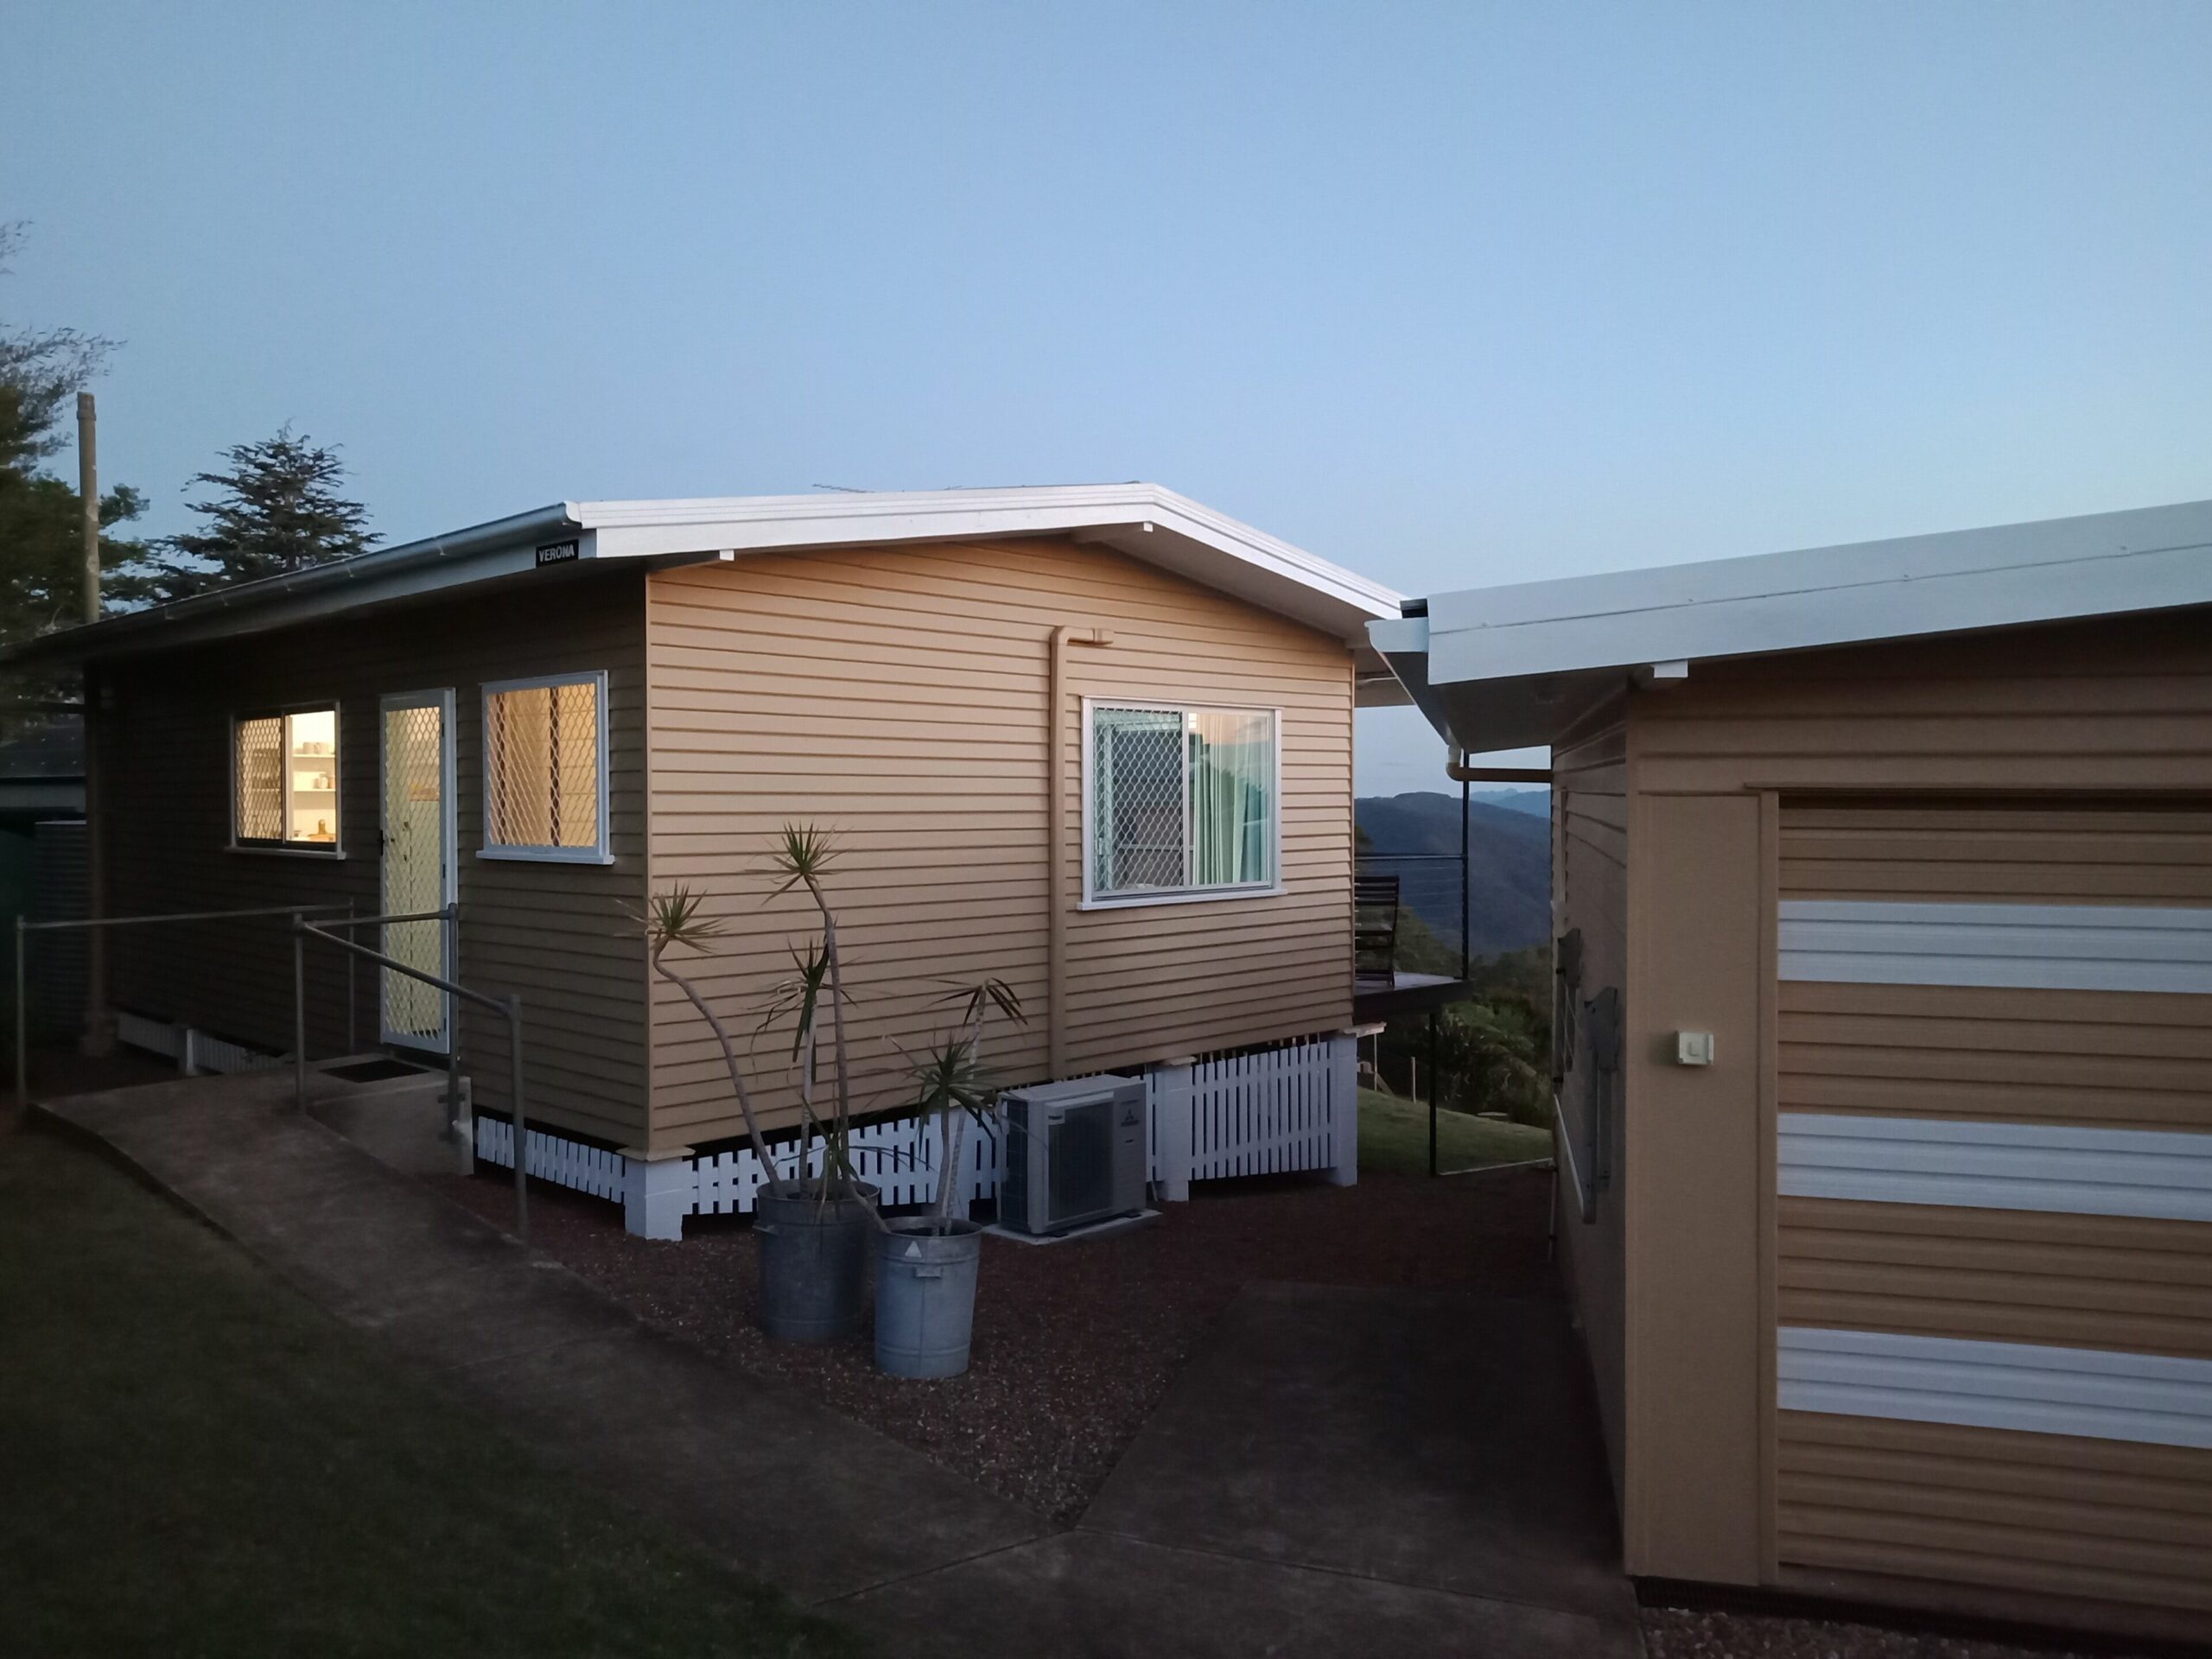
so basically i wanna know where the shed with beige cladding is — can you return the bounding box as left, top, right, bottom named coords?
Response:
left=1376, top=498, right=2212, bottom=1648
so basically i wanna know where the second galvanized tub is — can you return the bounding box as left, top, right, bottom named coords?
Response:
left=874, top=1217, right=982, bottom=1378
left=755, top=1181, right=879, bottom=1343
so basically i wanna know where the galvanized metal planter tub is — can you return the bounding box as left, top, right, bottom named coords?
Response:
left=754, top=1181, right=879, bottom=1342
left=875, top=1217, right=982, bottom=1378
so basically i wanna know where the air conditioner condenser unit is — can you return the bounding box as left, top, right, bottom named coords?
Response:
left=998, top=1074, right=1147, bottom=1236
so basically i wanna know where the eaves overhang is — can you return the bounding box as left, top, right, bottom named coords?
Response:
left=7, top=483, right=1404, bottom=668
left=1370, top=496, right=2212, bottom=755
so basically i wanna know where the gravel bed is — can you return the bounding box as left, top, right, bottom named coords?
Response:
left=1641, top=1605, right=2123, bottom=1659
left=438, top=1165, right=1554, bottom=1522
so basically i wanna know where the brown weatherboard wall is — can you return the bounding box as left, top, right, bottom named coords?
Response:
left=642, top=536, right=1354, bottom=1153
left=1774, top=1413, right=2212, bottom=1633
left=1591, top=605, right=2212, bottom=1635
left=1549, top=699, right=1630, bottom=1503
left=94, top=570, right=651, bottom=1146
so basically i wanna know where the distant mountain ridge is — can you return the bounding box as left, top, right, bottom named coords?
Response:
left=1355, top=790, right=1550, bottom=959
left=1473, top=788, right=1549, bottom=819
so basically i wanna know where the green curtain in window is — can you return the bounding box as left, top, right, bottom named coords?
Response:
left=1189, top=710, right=1273, bottom=887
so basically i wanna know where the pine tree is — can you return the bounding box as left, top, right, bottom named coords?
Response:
left=153, top=425, right=378, bottom=599
left=0, top=224, right=159, bottom=656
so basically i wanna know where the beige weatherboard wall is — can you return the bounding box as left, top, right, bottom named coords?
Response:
left=1375, top=499, right=2212, bottom=1646
left=642, top=532, right=1361, bottom=1154
left=15, top=483, right=1401, bottom=1185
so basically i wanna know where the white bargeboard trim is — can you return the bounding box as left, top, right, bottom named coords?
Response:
left=1777, top=1325, right=2212, bottom=1450
left=1777, top=1111, right=2212, bottom=1224
left=1777, top=899, right=2212, bottom=995
left=22, top=485, right=1402, bottom=666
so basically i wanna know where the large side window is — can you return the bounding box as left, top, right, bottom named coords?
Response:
left=232, top=707, right=340, bottom=851
left=481, top=671, right=609, bottom=862
left=1085, top=702, right=1278, bottom=904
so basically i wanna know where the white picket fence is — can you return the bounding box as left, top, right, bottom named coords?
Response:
left=116, top=1010, right=286, bottom=1077
left=470, top=1027, right=1358, bottom=1239
left=475, top=1114, right=626, bottom=1201
left=691, top=1111, right=1005, bottom=1217
left=1186, top=1033, right=1344, bottom=1181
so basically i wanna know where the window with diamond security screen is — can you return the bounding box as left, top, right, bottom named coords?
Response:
left=1088, top=703, right=1276, bottom=901
left=483, top=673, right=606, bottom=859
left=232, top=708, right=339, bottom=850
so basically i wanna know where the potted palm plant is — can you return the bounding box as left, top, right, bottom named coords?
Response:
left=875, top=979, right=1023, bottom=1379
left=638, top=852, right=883, bottom=1343
left=747, top=825, right=885, bottom=1340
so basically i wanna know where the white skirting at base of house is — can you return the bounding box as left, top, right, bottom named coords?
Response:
left=116, top=1009, right=286, bottom=1077
left=473, top=1029, right=1363, bottom=1241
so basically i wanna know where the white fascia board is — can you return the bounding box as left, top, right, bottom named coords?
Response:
left=1421, top=498, right=2212, bottom=689
left=574, top=484, right=1404, bottom=639
left=22, top=484, right=1402, bottom=663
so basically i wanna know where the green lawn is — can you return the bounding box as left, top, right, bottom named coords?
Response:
left=1357, top=1088, right=1554, bottom=1177
left=0, top=1126, right=860, bottom=1659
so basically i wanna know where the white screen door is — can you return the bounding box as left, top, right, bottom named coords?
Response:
left=379, top=690, right=455, bottom=1052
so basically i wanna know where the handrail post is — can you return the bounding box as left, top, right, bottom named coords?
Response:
left=294, top=914, right=308, bottom=1113
left=14, top=917, right=27, bottom=1108
left=345, top=899, right=358, bottom=1054
left=506, top=993, right=528, bottom=1242
left=444, top=906, right=461, bottom=1144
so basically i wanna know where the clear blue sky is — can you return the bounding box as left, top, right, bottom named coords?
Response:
left=7, top=2, right=2209, bottom=791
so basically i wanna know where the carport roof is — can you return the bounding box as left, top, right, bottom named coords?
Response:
left=1371, top=497, right=2212, bottom=753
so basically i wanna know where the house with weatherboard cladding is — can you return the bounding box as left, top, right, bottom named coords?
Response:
left=15, top=486, right=1421, bottom=1232
left=1375, top=497, right=2212, bottom=1648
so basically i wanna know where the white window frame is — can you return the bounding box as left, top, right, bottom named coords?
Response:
left=229, top=702, right=345, bottom=857
left=478, top=671, right=613, bottom=865
left=1079, top=697, right=1284, bottom=910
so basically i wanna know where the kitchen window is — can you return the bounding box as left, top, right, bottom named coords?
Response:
left=233, top=707, right=341, bottom=851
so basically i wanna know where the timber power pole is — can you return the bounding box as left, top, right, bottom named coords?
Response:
left=78, top=393, right=99, bottom=621
left=77, top=392, right=114, bottom=1055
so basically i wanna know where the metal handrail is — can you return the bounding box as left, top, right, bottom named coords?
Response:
left=303, top=906, right=467, bottom=1143
left=13, top=901, right=358, bottom=1106
left=294, top=908, right=530, bottom=1242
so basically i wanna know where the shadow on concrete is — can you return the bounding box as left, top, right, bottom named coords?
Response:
left=836, top=1281, right=1640, bottom=1657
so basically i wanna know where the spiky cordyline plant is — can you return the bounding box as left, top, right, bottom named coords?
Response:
left=767, top=824, right=867, bottom=1199
left=631, top=886, right=783, bottom=1192
left=906, top=976, right=1025, bottom=1230
left=755, top=936, right=865, bottom=1204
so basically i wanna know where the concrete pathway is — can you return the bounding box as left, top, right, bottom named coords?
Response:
left=37, top=1073, right=1641, bottom=1657
left=32, top=1073, right=1044, bottom=1605
left=836, top=1282, right=1643, bottom=1658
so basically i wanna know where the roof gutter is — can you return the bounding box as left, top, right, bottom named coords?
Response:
left=3, top=502, right=582, bottom=667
